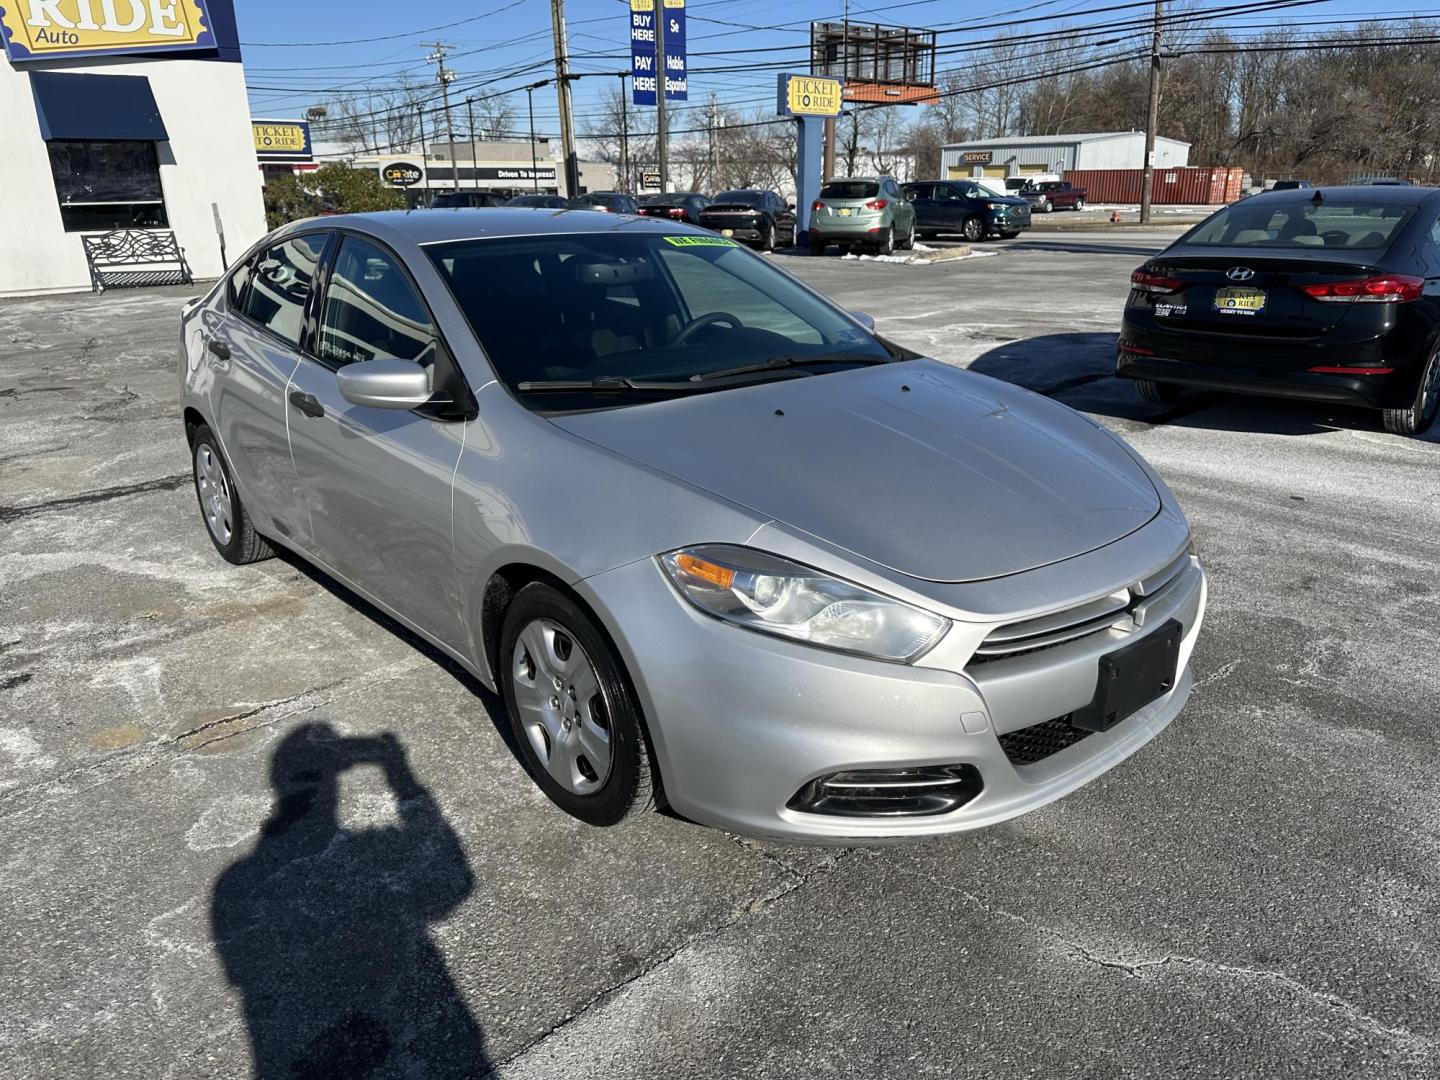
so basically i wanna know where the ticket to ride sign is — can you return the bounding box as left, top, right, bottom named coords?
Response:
left=1, top=0, right=215, bottom=61
left=777, top=74, right=844, bottom=118
left=252, top=119, right=313, bottom=163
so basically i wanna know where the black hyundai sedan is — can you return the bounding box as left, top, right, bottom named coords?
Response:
left=1117, top=186, right=1440, bottom=435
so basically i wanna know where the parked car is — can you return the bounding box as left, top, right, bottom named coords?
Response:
left=181, top=209, right=1206, bottom=840
left=810, top=176, right=917, bottom=255
left=431, top=191, right=508, bottom=209
left=636, top=192, right=711, bottom=225
left=1268, top=179, right=1312, bottom=191
left=506, top=194, right=571, bottom=209
left=570, top=192, right=639, bottom=214
left=1024, top=180, right=1087, bottom=213
left=1117, top=185, right=1440, bottom=435
left=696, top=189, right=796, bottom=250
left=901, top=180, right=1031, bottom=242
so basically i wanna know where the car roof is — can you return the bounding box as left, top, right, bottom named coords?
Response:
left=825, top=176, right=885, bottom=183
left=278, top=208, right=695, bottom=248
left=1245, top=185, right=1440, bottom=207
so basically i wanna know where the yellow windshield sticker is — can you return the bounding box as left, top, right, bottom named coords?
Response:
left=662, top=235, right=739, bottom=248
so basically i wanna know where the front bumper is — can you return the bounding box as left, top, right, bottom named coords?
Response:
left=579, top=550, right=1207, bottom=843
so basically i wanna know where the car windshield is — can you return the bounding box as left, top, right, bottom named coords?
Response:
left=714, top=191, right=765, bottom=207
left=427, top=233, right=890, bottom=407
left=820, top=181, right=879, bottom=200
left=1182, top=199, right=1413, bottom=249
left=641, top=193, right=689, bottom=206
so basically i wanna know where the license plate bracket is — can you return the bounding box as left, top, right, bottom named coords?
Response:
left=1214, top=286, right=1266, bottom=315
left=1071, top=619, right=1183, bottom=733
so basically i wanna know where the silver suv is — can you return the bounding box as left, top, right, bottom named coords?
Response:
left=810, top=176, right=917, bottom=256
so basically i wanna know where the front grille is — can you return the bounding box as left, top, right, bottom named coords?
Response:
left=998, top=714, right=1094, bottom=766
left=971, top=552, right=1192, bottom=664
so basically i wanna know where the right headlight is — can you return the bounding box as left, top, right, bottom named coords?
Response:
left=658, top=545, right=948, bottom=664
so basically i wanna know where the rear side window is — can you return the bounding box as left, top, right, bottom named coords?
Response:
left=1185, top=200, right=1414, bottom=249
left=319, top=236, right=437, bottom=369
left=820, top=181, right=879, bottom=200
left=240, top=234, right=328, bottom=346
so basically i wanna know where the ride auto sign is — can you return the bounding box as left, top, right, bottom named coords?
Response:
left=0, top=0, right=215, bottom=61
left=630, top=0, right=686, bottom=106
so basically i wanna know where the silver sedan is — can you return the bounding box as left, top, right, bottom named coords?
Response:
left=179, top=209, right=1206, bottom=842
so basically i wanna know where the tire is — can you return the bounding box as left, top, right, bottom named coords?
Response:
left=499, top=583, right=657, bottom=826
left=1040, top=200, right=1054, bottom=214
left=876, top=225, right=895, bottom=256
left=190, top=424, right=273, bottom=565
left=1134, top=378, right=1182, bottom=404
left=762, top=220, right=776, bottom=252
left=810, top=239, right=827, bottom=257
left=962, top=216, right=985, bottom=243
left=897, top=221, right=916, bottom=250
left=1073, top=198, right=1086, bottom=212
left=1382, top=350, right=1440, bottom=435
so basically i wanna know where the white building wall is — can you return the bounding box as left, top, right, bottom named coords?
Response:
left=0, top=56, right=267, bottom=297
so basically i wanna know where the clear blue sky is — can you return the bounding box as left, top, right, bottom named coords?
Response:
left=236, top=0, right=1440, bottom=145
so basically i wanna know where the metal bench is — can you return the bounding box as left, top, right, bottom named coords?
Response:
left=81, top=229, right=193, bottom=293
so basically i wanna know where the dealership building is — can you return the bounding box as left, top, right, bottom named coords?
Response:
left=941, top=132, right=1191, bottom=179
left=0, top=0, right=266, bottom=296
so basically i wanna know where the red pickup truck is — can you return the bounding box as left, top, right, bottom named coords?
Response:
left=1023, top=181, right=1087, bottom=213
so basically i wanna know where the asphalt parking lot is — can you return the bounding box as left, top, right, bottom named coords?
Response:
left=3, top=229, right=1438, bottom=1079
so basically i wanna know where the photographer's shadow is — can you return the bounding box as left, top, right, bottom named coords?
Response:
left=212, top=723, right=489, bottom=1079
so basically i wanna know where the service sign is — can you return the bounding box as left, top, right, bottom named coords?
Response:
left=960, top=150, right=993, bottom=164
left=629, top=0, right=686, bottom=107
left=252, top=119, right=312, bottom=163
left=1, top=0, right=215, bottom=61
left=777, top=74, right=843, bottom=118
left=381, top=161, right=424, bottom=187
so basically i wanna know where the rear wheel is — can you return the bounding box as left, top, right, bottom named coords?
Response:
left=897, top=221, right=916, bottom=250
left=876, top=226, right=895, bottom=255
left=1073, top=198, right=1086, bottom=212
left=1134, top=378, right=1182, bottom=404
left=962, top=216, right=985, bottom=243
left=761, top=220, right=776, bottom=252
left=499, top=583, right=657, bottom=826
left=1382, top=350, right=1440, bottom=435
left=191, top=424, right=272, bottom=565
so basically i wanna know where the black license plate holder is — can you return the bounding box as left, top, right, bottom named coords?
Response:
left=1072, top=619, right=1183, bottom=733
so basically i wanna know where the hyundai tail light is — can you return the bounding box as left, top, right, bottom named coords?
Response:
left=865, top=199, right=889, bottom=210
left=1299, top=275, right=1424, bottom=303
left=1130, top=268, right=1183, bottom=294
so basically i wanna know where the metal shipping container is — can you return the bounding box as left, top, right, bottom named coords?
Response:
left=1063, top=167, right=1243, bottom=205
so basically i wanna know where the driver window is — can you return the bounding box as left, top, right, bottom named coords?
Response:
left=319, top=236, right=437, bottom=370
left=658, top=246, right=822, bottom=344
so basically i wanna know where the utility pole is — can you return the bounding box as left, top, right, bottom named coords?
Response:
left=426, top=42, right=460, bottom=190
left=655, top=0, right=669, bottom=191
left=1140, top=0, right=1163, bottom=224
left=708, top=92, right=719, bottom=190
left=525, top=82, right=543, bottom=192
left=465, top=97, right=478, bottom=191
left=618, top=72, right=630, bottom=193
left=550, top=0, right=580, bottom=196
left=417, top=104, right=430, bottom=202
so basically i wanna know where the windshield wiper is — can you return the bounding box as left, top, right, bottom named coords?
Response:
left=515, top=376, right=711, bottom=393
left=690, top=353, right=892, bottom=382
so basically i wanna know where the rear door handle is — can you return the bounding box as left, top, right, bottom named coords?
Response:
left=207, top=338, right=230, bottom=361
left=288, top=390, right=325, bottom=418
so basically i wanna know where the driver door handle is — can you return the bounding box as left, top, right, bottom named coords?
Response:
left=288, top=390, right=325, bottom=418
left=207, top=338, right=230, bottom=361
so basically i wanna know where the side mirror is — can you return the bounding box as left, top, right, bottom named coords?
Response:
left=787, top=202, right=796, bottom=211
left=336, top=358, right=433, bottom=410
left=850, top=311, right=876, bottom=333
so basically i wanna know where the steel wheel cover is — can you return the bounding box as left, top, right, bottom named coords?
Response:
left=511, top=619, right=613, bottom=795
left=195, top=444, right=233, bottom=545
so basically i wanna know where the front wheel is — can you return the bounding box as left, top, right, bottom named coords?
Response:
left=191, top=424, right=272, bottom=565
left=1134, top=378, right=1183, bottom=404
left=1073, top=198, right=1086, bottom=212
left=500, top=583, right=657, bottom=826
left=1040, top=199, right=1054, bottom=213
left=761, top=221, right=776, bottom=252
left=962, top=216, right=985, bottom=243
left=1382, top=351, right=1440, bottom=435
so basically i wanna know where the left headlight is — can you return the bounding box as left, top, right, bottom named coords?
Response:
left=658, top=545, right=948, bottom=663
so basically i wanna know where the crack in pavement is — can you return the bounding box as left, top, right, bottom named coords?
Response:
left=0, top=473, right=190, bottom=522
left=485, top=846, right=855, bottom=1075
left=885, top=864, right=1434, bottom=1048
left=0, top=659, right=425, bottom=820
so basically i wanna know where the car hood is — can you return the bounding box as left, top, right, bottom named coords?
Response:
left=550, top=360, right=1160, bottom=583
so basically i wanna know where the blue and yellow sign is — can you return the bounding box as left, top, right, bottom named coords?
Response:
left=1, top=0, right=214, bottom=62
left=777, top=74, right=844, bottom=118
left=252, top=119, right=313, bottom=163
